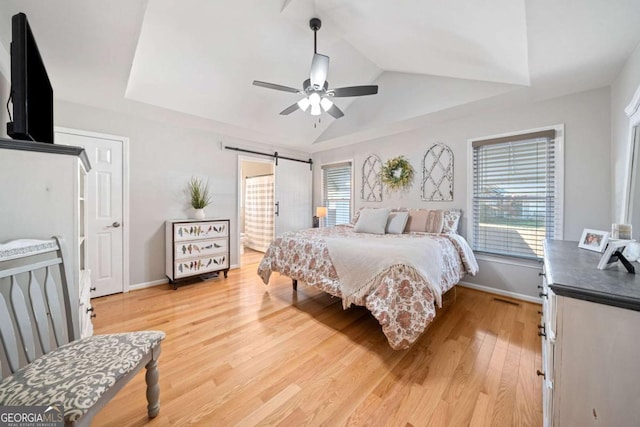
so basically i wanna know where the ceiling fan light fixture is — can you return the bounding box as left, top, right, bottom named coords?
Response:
left=320, top=97, right=333, bottom=111
left=297, top=97, right=310, bottom=112
left=252, top=17, right=377, bottom=122
left=308, top=92, right=321, bottom=106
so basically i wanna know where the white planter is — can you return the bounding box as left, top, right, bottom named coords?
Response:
left=193, top=208, right=205, bottom=220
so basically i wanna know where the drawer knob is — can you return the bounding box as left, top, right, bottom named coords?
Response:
left=91, top=313, right=97, bottom=319
left=538, top=272, right=545, bottom=277
left=90, top=287, right=96, bottom=292
left=86, top=307, right=94, bottom=313
left=539, top=292, right=548, bottom=299
left=536, top=369, right=546, bottom=379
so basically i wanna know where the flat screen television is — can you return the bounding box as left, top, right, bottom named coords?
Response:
left=6, top=12, right=54, bottom=144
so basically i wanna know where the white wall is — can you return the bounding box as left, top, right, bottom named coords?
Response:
left=54, top=100, right=309, bottom=287
left=611, top=42, right=640, bottom=222
left=312, top=87, right=612, bottom=298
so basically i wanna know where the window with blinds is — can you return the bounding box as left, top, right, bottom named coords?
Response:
left=322, top=162, right=352, bottom=227
left=471, top=129, right=563, bottom=259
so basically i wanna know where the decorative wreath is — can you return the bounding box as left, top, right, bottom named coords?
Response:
left=381, top=156, right=414, bottom=191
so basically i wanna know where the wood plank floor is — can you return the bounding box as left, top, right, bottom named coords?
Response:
left=91, top=261, right=542, bottom=426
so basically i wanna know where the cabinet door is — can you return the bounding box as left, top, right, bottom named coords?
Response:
left=556, top=297, right=640, bottom=426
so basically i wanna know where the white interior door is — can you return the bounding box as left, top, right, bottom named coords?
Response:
left=275, top=160, right=312, bottom=235
left=55, top=130, right=125, bottom=297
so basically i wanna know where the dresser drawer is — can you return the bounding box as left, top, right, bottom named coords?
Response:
left=174, top=255, right=228, bottom=279
left=174, top=238, right=227, bottom=260
left=174, top=221, right=228, bottom=242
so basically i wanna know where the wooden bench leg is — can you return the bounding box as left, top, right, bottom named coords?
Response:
left=145, top=355, right=161, bottom=418
left=292, top=279, right=297, bottom=291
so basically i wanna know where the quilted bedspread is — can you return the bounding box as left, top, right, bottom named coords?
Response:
left=257, top=225, right=478, bottom=349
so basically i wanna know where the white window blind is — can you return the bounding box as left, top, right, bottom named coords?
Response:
left=472, top=129, right=562, bottom=259
left=322, top=162, right=352, bottom=227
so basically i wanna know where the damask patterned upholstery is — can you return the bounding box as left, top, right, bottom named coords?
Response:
left=442, top=209, right=461, bottom=234
left=0, top=331, right=165, bottom=423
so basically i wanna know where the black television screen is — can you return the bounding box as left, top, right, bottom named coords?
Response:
left=6, top=12, right=54, bottom=144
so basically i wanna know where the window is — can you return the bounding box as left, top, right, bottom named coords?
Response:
left=470, top=127, right=563, bottom=259
left=322, top=162, right=352, bottom=227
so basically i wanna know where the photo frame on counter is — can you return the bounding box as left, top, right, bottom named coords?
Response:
left=578, top=228, right=609, bottom=252
left=597, top=240, right=635, bottom=273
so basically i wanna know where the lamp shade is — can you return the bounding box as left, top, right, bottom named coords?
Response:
left=316, top=206, right=327, bottom=218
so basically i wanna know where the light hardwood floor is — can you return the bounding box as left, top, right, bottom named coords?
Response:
left=242, top=248, right=267, bottom=266
left=92, top=260, right=542, bottom=426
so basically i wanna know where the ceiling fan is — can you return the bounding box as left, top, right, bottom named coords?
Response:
left=252, top=18, right=378, bottom=119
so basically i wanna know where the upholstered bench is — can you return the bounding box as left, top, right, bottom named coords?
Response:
left=0, top=237, right=165, bottom=426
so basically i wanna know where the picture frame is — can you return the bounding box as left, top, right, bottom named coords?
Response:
left=578, top=228, right=609, bottom=252
left=597, top=240, right=635, bottom=273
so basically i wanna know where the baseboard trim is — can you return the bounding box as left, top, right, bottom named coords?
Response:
left=458, top=281, right=542, bottom=304
left=128, top=279, right=168, bottom=291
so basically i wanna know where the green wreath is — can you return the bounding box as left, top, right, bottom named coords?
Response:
left=381, top=156, right=414, bottom=191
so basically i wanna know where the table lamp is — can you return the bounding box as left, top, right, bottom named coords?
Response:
left=316, top=206, right=327, bottom=228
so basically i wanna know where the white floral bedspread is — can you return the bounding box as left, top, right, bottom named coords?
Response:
left=257, top=225, right=478, bottom=350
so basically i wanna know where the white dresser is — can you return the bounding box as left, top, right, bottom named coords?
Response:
left=165, top=219, right=230, bottom=288
left=0, top=138, right=94, bottom=337
left=541, top=240, right=640, bottom=426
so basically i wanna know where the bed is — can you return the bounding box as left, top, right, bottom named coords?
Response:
left=257, top=208, right=478, bottom=350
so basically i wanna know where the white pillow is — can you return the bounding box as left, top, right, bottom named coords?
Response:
left=385, top=211, right=409, bottom=234
left=354, top=208, right=390, bottom=234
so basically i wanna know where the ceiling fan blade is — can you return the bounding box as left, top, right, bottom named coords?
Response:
left=309, top=54, right=329, bottom=88
left=326, top=104, right=344, bottom=119
left=279, top=103, right=300, bottom=115
left=331, top=85, right=378, bottom=97
left=253, top=80, right=300, bottom=94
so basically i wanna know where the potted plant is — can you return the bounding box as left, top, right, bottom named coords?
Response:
left=187, top=177, right=212, bottom=219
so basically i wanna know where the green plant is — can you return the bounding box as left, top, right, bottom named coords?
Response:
left=187, top=177, right=212, bottom=209
left=381, top=156, right=414, bottom=192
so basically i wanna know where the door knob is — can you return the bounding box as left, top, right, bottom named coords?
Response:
left=108, top=221, right=121, bottom=228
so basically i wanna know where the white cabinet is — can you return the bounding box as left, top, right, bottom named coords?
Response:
left=0, top=139, right=93, bottom=337
left=165, top=219, right=230, bottom=288
left=541, top=240, right=640, bottom=426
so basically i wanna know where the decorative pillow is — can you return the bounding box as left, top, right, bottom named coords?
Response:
left=354, top=208, right=390, bottom=234
left=405, top=209, right=444, bottom=233
left=442, top=209, right=461, bottom=233
left=351, top=207, right=365, bottom=225
left=385, top=211, right=409, bottom=234
left=352, top=207, right=395, bottom=225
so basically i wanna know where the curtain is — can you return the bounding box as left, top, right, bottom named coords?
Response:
left=245, top=175, right=275, bottom=252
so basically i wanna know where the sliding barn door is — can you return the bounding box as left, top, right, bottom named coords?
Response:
left=274, top=160, right=312, bottom=236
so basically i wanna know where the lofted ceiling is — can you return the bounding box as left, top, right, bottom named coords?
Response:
left=1, top=0, right=640, bottom=152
